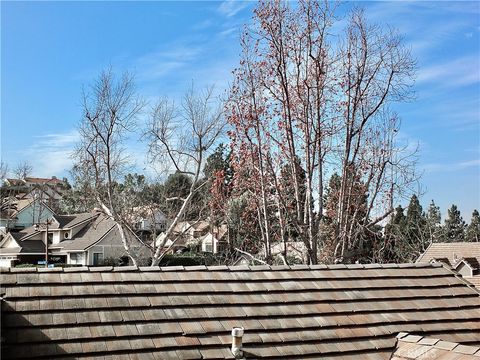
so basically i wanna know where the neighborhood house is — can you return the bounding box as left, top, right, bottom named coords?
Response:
left=0, top=211, right=133, bottom=267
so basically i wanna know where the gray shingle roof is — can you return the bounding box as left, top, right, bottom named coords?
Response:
left=60, top=215, right=116, bottom=251
left=1, top=263, right=479, bottom=359
left=51, top=212, right=96, bottom=229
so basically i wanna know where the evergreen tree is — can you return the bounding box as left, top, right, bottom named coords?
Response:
left=383, top=205, right=406, bottom=262
left=443, top=204, right=466, bottom=242
left=465, top=209, right=480, bottom=242
left=161, top=171, right=209, bottom=221
left=405, top=195, right=428, bottom=258
left=425, top=200, right=442, bottom=243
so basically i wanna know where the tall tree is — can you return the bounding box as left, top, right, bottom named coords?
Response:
left=73, top=69, right=145, bottom=265
left=465, top=209, right=480, bottom=242
left=0, top=161, right=8, bottom=180
left=227, top=0, right=417, bottom=264
left=13, top=161, right=33, bottom=179
left=424, top=200, right=442, bottom=243
left=382, top=205, right=407, bottom=262
left=403, top=195, right=427, bottom=259
left=443, top=204, right=466, bottom=242
left=144, top=86, right=226, bottom=265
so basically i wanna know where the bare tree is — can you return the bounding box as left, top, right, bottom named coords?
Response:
left=14, top=161, right=33, bottom=180
left=0, top=161, right=8, bottom=180
left=144, top=86, right=225, bottom=265
left=73, top=68, right=145, bottom=265
left=332, top=9, right=417, bottom=261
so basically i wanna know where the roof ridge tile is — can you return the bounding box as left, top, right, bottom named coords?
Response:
left=9, top=267, right=37, bottom=273
left=138, top=266, right=161, bottom=272
left=88, top=266, right=113, bottom=272
left=1, top=261, right=442, bottom=273
left=63, top=266, right=89, bottom=272
left=160, top=266, right=184, bottom=271
left=113, top=265, right=138, bottom=271
left=308, top=264, right=329, bottom=269
left=326, top=264, right=347, bottom=269
left=249, top=265, right=271, bottom=271
left=269, top=265, right=291, bottom=271
left=185, top=265, right=207, bottom=271
left=37, top=267, right=63, bottom=272
left=228, top=265, right=251, bottom=271
left=206, top=265, right=229, bottom=271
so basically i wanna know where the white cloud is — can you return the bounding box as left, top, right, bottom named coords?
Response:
left=20, top=130, right=79, bottom=177
left=423, top=158, right=480, bottom=173
left=417, top=55, right=480, bottom=88
left=134, top=44, right=203, bottom=82
left=217, top=1, right=249, bottom=18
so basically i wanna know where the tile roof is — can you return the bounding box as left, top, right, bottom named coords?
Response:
left=462, top=257, right=480, bottom=270
left=417, top=242, right=480, bottom=266
left=1, top=263, right=479, bottom=359
left=465, top=276, right=480, bottom=288
left=24, top=176, right=64, bottom=185
left=392, top=333, right=480, bottom=359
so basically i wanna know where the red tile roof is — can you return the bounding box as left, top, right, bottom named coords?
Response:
left=1, top=263, right=479, bottom=359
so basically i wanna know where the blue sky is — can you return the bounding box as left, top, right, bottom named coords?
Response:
left=1, top=1, right=479, bottom=220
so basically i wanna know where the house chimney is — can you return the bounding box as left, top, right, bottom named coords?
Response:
left=231, top=327, right=244, bottom=358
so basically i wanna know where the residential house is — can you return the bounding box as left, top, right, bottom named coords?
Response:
left=129, top=206, right=169, bottom=234
left=155, top=220, right=212, bottom=253
left=0, top=197, right=55, bottom=231
left=0, top=211, right=140, bottom=267
left=3, top=176, right=67, bottom=211
left=417, top=242, right=480, bottom=288
left=199, top=224, right=228, bottom=253
left=1, top=262, right=479, bottom=359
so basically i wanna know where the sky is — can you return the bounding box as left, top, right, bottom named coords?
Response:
left=1, top=1, right=479, bottom=220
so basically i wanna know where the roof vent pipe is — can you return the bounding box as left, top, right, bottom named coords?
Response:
left=231, top=327, right=244, bottom=359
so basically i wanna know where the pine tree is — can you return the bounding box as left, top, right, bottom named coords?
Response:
left=402, top=195, right=427, bottom=260
left=405, top=195, right=425, bottom=241
left=465, top=209, right=480, bottom=242
left=425, top=200, right=442, bottom=243
left=443, top=204, right=466, bottom=242
left=383, top=205, right=406, bottom=262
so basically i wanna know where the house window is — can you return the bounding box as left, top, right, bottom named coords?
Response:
left=204, top=242, right=213, bottom=253
left=47, top=232, right=53, bottom=244
left=70, top=252, right=84, bottom=265
left=93, top=253, right=104, bottom=265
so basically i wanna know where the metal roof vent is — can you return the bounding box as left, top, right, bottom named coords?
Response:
left=231, top=327, right=244, bottom=359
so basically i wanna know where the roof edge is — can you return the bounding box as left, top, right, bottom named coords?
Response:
left=1, top=262, right=443, bottom=273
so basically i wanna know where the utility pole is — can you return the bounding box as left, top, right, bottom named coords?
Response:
left=36, top=218, right=52, bottom=268
left=44, top=219, right=49, bottom=268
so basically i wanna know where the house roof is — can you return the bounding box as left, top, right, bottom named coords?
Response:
left=465, top=276, right=480, bottom=289
left=0, top=231, right=46, bottom=254
left=1, top=213, right=118, bottom=254
left=24, top=176, right=64, bottom=186
left=417, top=242, right=480, bottom=266
left=392, top=333, right=480, bottom=359
left=51, top=212, right=97, bottom=229
left=60, top=214, right=116, bottom=251
left=1, top=263, right=479, bottom=359
left=0, top=198, right=56, bottom=220
left=459, top=257, right=480, bottom=271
